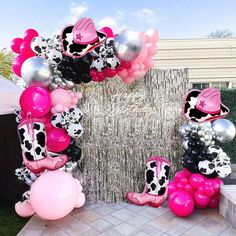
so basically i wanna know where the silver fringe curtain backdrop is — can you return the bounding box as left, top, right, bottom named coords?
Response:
left=77, top=69, right=189, bottom=203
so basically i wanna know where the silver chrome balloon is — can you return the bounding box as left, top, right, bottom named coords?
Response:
left=21, top=57, right=53, bottom=87
left=114, top=30, right=143, bottom=62
left=212, top=119, right=236, bottom=143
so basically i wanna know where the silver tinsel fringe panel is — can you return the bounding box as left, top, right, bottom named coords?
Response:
left=76, top=69, right=189, bottom=203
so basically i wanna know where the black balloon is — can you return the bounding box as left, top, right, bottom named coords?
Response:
left=62, top=140, right=81, bottom=162
left=57, top=54, right=93, bottom=84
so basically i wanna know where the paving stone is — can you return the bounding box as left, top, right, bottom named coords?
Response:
left=98, top=228, right=124, bottom=236
left=40, top=223, right=68, bottom=236
left=166, top=224, right=193, bottom=236
left=110, top=202, right=130, bottom=210
left=126, top=214, right=150, bottom=227
left=134, top=232, right=150, bottom=236
left=94, top=206, right=116, bottom=216
left=183, top=225, right=219, bottom=236
left=102, top=215, right=122, bottom=225
left=71, top=209, right=102, bottom=223
left=113, top=223, right=138, bottom=235
left=220, top=225, right=236, bottom=236
left=90, top=218, right=113, bottom=232
left=138, top=223, right=164, bottom=236
left=52, top=215, right=92, bottom=236
left=111, top=208, right=136, bottom=221
left=125, top=204, right=147, bottom=212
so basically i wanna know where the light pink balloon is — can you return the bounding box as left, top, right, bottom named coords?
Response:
left=145, top=29, right=159, bottom=43
left=51, top=88, right=71, bottom=108
left=131, top=63, right=140, bottom=71
left=15, top=201, right=35, bottom=217
left=168, top=190, right=194, bottom=217
left=208, top=193, right=220, bottom=208
left=11, top=38, right=24, bottom=54
left=47, top=128, right=71, bottom=152
left=122, top=76, right=135, bottom=84
left=133, top=47, right=148, bottom=64
left=144, top=58, right=154, bottom=70
left=145, top=42, right=158, bottom=56
left=20, top=86, right=51, bottom=118
left=132, top=71, right=142, bottom=79
left=30, top=171, right=81, bottom=220
left=140, top=32, right=148, bottom=44
left=118, top=69, right=129, bottom=78
left=76, top=192, right=86, bottom=208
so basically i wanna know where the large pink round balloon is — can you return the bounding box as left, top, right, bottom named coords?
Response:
left=168, top=190, right=194, bottom=217
left=47, top=128, right=71, bottom=152
left=30, top=171, right=79, bottom=220
left=24, top=29, right=39, bottom=41
left=20, top=86, right=51, bottom=118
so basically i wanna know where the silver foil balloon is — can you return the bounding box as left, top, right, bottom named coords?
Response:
left=114, top=30, right=143, bottom=62
left=21, top=57, right=53, bottom=87
left=212, top=119, right=236, bottom=143
left=178, top=125, right=188, bottom=137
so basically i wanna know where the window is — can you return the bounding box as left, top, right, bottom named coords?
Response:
left=192, top=83, right=209, bottom=89
left=211, top=82, right=229, bottom=89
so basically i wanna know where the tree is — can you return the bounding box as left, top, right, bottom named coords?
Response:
left=208, top=29, right=233, bottom=38
left=0, top=49, right=14, bottom=79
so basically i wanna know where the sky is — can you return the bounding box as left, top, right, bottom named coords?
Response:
left=0, top=0, right=236, bottom=49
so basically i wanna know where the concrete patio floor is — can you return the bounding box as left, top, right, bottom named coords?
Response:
left=17, top=201, right=236, bottom=236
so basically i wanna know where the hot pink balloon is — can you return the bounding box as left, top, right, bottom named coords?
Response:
left=168, top=181, right=176, bottom=196
left=11, top=38, right=24, bottom=54
left=204, top=185, right=215, bottom=197
left=100, top=27, right=114, bottom=37
left=189, top=174, right=205, bottom=189
left=194, top=191, right=210, bottom=208
left=12, top=54, right=28, bottom=77
left=24, top=29, right=39, bottom=41
left=183, top=168, right=192, bottom=178
left=30, top=171, right=81, bottom=220
left=20, top=40, right=36, bottom=57
left=41, top=113, right=53, bottom=131
left=184, top=183, right=193, bottom=195
left=168, top=190, right=194, bottom=217
left=208, top=194, right=220, bottom=208
left=174, top=171, right=186, bottom=183
left=20, top=86, right=51, bottom=118
left=103, top=68, right=117, bottom=77
left=47, top=128, right=71, bottom=152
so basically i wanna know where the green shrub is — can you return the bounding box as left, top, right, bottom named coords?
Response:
left=221, top=89, right=236, bottom=163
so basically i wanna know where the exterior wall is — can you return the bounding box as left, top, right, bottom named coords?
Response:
left=154, top=38, right=236, bottom=88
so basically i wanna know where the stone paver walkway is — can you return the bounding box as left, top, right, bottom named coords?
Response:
left=17, top=201, right=236, bottom=236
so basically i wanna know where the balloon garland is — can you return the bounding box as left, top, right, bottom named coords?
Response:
left=11, top=18, right=158, bottom=220
left=168, top=88, right=236, bottom=217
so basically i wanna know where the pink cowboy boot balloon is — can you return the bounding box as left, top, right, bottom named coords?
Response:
left=126, top=156, right=171, bottom=207
left=18, top=118, right=68, bottom=174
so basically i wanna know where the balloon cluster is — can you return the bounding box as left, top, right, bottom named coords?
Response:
left=11, top=29, right=38, bottom=77
left=168, top=88, right=236, bottom=217
left=168, top=170, right=223, bottom=217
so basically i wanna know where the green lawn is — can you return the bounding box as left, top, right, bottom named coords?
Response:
left=0, top=206, right=29, bottom=236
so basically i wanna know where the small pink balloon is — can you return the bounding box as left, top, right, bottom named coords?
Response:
left=20, top=86, right=51, bottom=118
left=140, top=32, right=148, bottom=44
left=100, top=27, right=114, bottom=37
left=184, top=183, right=193, bottom=194
left=118, top=69, right=129, bottom=78
left=47, top=128, right=71, bottom=152
left=97, top=71, right=105, bottom=80
left=145, top=42, right=158, bottom=56
left=30, top=171, right=80, bottom=220
left=168, top=190, right=194, bottom=217
left=76, top=192, right=86, bottom=208
left=194, top=191, right=210, bottom=208
left=50, top=88, right=72, bottom=108
left=183, top=168, right=193, bottom=179
left=90, top=69, right=97, bottom=77
left=121, top=61, right=131, bottom=69
left=143, top=58, right=154, bottom=70
left=189, top=174, right=205, bottom=189
left=41, top=113, right=53, bottom=131
left=208, top=194, right=220, bottom=208
left=15, top=201, right=35, bottom=217
left=11, top=38, right=24, bottom=54
left=24, top=29, right=39, bottom=41
left=174, top=171, right=185, bottom=183
left=204, top=185, right=215, bottom=197
left=103, top=68, right=117, bottom=77
left=168, top=181, right=177, bottom=196
left=145, top=29, right=159, bottom=43
left=122, top=76, right=135, bottom=84
left=12, top=54, right=28, bottom=77
left=133, top=47, right=148, bottom=64
left=176, top=182, right=184, bottom=190
left=132, top=71, right=142, bottom=79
